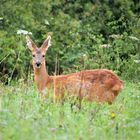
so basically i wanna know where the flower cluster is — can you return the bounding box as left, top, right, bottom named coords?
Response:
left=17, top=29, right=32, bottom=35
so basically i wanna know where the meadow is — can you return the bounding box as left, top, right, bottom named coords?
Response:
left=0, top=81, right=140, bottom=140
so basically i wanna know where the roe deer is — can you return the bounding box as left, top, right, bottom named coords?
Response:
left=26, top=35, right=124, bottom=103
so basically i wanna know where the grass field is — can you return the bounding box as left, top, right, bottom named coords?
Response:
left=0, top=81, right=140, bottom=140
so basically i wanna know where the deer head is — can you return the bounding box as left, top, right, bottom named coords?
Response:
left=26, top=35, right=51, bottom=69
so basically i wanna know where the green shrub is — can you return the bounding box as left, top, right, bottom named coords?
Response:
left=0, top=0, right=140, bottom=83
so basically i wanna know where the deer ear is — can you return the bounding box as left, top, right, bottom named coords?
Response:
left=26, top=36, right=37, bottom=51
left=41, top=35, right=51, bottom=51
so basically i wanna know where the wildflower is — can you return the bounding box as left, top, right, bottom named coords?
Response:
left=109, top=34, right=123, bottom=39
left=134, top=60, right=140, bottom=64
left=0, top=17, right=3, bottom=21
left=82, top=54, right=88, bottom=60
left=100, top=44, right=111, bottom=48
left=17, top=29, right=32, bottom=35
left=128, top=36, right=139, bottom=41
left=83, top=54, right=87, bottom=57
left=111, top=112, right=116, bottom=119
left=44, top=19, right=50, bottom=25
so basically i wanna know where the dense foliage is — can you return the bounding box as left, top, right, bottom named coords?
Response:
left=0, top=0, right=140, bottom=83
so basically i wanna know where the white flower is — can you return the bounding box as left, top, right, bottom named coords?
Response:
left=83, top=54, right=86, bottom=57
left=100, top=44, right=111, bottom=48
left=134, top=60, right=140, bottom=64
left=44, top=20, right=50, bottom=25
left=128, top=36, right=139, bottom=41
left=109, top=34, right=123, bottom=39
left=0, top=17, right=3, bottom=20
left=82, top=54, right=88, bottom=60
left=17, top=29, right=32, bottom=35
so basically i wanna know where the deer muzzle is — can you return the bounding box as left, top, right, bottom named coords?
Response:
left=35, top=62, right=41, bottom=68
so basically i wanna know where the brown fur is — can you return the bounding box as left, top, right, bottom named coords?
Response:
left=26, top=35, right=124, bottom=103
left=33, top=63, right=124, bottom=103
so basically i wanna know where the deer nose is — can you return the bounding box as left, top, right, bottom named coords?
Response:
left=36, top=62, right=41, bottom=67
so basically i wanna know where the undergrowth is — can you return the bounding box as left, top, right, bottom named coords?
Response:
left=0, top=81, right=140, bottom=140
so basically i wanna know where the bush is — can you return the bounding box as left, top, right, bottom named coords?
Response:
left=0, top=0, right=140, bottom=83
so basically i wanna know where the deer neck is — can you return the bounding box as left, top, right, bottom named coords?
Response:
left=33, top=62, right=50, bottom=91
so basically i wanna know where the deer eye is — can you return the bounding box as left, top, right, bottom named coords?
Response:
left=42, top=54, right=45, bottom=57
left=32, top=54, right=35, bottom=57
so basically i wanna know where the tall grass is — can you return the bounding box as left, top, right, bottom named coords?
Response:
left=0, top=81, right=140, bottom=140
